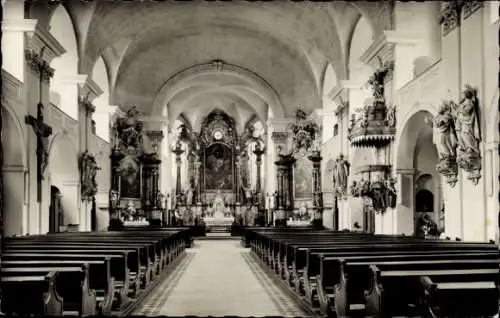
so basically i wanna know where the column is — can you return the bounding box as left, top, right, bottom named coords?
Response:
left=308, top=151, right=323, bottom=229
left=78, top=79, right=103, bottom=232
left=438, top=2, right=464, bottom=240
left=172, top=141, right=185, bottom=206
left=394, top=168, right=417, bottom=235
left=274, top=154, right=296, bottom=227
left=194, top=156, right=203, bottom=218
left=253, top=143, right=265, bottom=194
left=234, top=155, right=242, bottom=219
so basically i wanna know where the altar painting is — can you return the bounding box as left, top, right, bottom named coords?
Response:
left=294, top=155, right=312, bottom=199
left=204, top=143, right=233, bottom=190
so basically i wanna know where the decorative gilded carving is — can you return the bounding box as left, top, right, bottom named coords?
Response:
left=25, top=49, right=54, bottom=83
left=348, top=61, right=396, bottom=148
left=80, top=150, right=101, bottom=201
left=288, top=108, right=320, bottom=154
left=349, top=165, right=396, bottom=213
left=146, top=130, right=164, bottom=154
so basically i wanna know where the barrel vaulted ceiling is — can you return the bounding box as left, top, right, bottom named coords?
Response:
left=30, top=0, right=393, bottom=127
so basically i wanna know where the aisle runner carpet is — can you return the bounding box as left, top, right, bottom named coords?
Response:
left=133, top=240, right=308, bottom=317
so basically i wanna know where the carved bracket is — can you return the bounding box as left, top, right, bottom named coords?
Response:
left=349, top=165, right=396, bottom=213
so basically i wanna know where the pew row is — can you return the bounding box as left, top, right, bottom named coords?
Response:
left=1, top=227, right=192, bottom=316
left=245, top=228, right=500, bottom=317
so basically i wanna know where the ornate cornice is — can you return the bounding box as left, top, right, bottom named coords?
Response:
left=79, top=77, right=103, bottom=102
left=359, top=32, right=395, bottom=70
left=26, top=24, right=66, bottom=64
left=462, top=1, right=483, bottom=20
left=24, top=49, right=54, bottom=83
left=2, top=19, right=37, bottom=32
left=438, top=2, right=464, bottom=36
left=146, top=130, right=165, bottom=142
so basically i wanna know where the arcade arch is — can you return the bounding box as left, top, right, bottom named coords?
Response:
left=92, top=56, right=112, bottom=141
left=47, top=132, right=80, bottom=231
left=2, top=105, right=27, bottom=236
left=49, top=4, right=80, bottom=120
left=396, top=109, right=442, bottom=236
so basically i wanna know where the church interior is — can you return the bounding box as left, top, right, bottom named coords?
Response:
left=1, top=0, right=499, bottom=316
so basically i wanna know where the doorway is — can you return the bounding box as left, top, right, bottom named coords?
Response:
left=49, top=186, right=62, bottom=233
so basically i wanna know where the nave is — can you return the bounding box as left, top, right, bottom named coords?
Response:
left=134, top=239, right=306, bottom=317
left=2, top=226, right=499, bottom=317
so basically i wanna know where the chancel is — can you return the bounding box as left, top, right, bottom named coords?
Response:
left=1, top=1, right=499, bottom=317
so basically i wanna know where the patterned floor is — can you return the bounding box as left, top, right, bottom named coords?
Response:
left=133, top=240, right=308, bottom=317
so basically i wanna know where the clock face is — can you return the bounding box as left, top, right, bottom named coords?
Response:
left=213, top=130, right=223, bottom=140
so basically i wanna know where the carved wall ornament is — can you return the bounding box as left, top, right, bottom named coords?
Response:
left=288, top=108, right=320, bottom=154
left=350, top=176, right=397, bottom=213
left=462, top=1, right=483, bottom=20
left=78, top=95, right=96, bottom=115
left=80, top=150, right=101, bottom=201
left=111, top=106, right=144, bottom=157
left=25, top=49, right=55, bottom=83
left=366, top=60, right=394, bottom=101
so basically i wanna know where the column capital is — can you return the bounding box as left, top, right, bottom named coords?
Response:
left=146, top=130, right=165, bottom=143
left=396, top=168, right=417, bottom=175
left=25, top=49, right=55, bottom=83
left=266, top=117, right=293, bottom=133
left=78, top=96, right=96, bottom=115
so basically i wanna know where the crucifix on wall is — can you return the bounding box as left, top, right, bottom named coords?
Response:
left=25, top=48, right=53, bottom=202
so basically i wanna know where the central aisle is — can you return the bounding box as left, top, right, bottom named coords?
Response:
left=134, top=240, right=307, bottom=317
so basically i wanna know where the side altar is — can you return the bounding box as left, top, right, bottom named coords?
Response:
left=108, top=107, right=164, bottom=228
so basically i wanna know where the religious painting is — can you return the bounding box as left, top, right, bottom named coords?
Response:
left=119, top=157, right=142, bottom=199
left=294, top=154, right=312, bottom=199
left=205, top=143, right=233, bottom=190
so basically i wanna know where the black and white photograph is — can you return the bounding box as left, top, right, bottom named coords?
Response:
left=1, top=0, right=499, bottom=317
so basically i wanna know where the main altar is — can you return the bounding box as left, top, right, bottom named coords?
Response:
left=171, top=110, right=266, bottom=228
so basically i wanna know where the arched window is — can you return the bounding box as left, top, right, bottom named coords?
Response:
left=415, top=189, right=434, bottom=212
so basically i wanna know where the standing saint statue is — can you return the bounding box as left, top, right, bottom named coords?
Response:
left=455, top=86, right=481, bottom=156
left=435, top=101, right=458, bottom=160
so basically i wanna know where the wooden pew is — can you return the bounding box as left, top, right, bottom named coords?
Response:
left=363, top=260, right=499, bottom=317
left=1, top=271, right=63, bottom=316
left=2, top=258, right=115, bottom=314
left=1, top=264, right=96, bottom=316
left=248, top=229, right=499, bottom=317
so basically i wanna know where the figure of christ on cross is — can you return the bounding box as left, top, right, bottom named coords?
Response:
left=25, top=102, right=53, bottom=202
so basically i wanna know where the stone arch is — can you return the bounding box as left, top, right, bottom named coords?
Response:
left=395, top=108, right=441, bottom=235
left=47, top=131, right=80, bottom=228
left=49, top=4, right=80, bottom=120
left=394, top=104, right=438, bottom=170
left=347, top=15, right=375, bottom=82
left=151, top=62, right=285, bottom=119
left=2, top=104, right=28, bottom=236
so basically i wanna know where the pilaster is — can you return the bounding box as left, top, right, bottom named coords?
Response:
left=24, top=24, right=65, bottom=235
